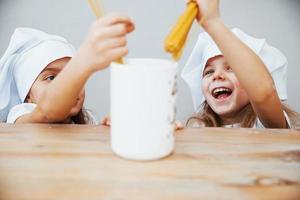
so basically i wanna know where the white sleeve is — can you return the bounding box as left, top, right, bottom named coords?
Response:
left=6, top=103, right=37, bottom=123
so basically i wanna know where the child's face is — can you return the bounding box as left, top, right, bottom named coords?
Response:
left=201, top=55, right=249, bottom=118
left=26, top=57, right=85, bottom=118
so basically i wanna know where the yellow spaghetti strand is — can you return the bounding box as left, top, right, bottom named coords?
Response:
left=165, top=2, right=198, bottom=60
left=87, top=0, right=102, bottom=18
left=86, top=0, right=124, bottom=64
left=165, top=0, right=217, bottom=60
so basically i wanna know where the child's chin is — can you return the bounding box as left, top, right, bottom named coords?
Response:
left=213, top=107, right=235, bottom=118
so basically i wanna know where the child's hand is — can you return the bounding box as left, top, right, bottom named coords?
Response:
left=175, top=120, right=184, bottom=131
left=186, top=0, right=220, bottom=29
left=77, top=13, right=135, bottom=73
left=100, top=116, right=111, bottom=127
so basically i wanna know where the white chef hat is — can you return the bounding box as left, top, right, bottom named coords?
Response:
left=181, top=28, right=288, bottom=112
left=0, top=28, right=75, bottom=122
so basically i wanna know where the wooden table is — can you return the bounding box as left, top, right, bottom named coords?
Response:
left=0, top=124, right=299, bottom=200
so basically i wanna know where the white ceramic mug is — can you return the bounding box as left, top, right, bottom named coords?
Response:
left=110, top=58, right=178, bottom=160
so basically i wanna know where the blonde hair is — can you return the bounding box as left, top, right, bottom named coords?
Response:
left=186, top=101, right=300, bottom=128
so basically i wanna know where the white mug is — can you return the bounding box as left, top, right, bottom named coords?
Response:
left=110, top=58, right=178, bottom=160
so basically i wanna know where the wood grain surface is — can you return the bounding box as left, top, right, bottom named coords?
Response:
left=0, top=124, right=299, bottom=200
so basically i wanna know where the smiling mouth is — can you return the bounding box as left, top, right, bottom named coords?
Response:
left=212, top=87, right=232, bottom=99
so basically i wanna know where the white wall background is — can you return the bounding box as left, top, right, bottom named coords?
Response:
left=1, top=0, right=299, bottom=122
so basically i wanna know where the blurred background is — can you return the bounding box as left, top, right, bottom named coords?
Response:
left=0, top=0, right=299, bottom=122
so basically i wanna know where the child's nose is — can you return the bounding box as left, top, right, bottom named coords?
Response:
left=213, top=70, right=226, bottom=81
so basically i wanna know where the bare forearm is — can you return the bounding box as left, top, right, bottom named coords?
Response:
left=204, top=20, right=275, bottom=102
left=37, top=56, right=92, bottom=120
left=203, top=19, right=286, bottom=128
left=16, top=14, right=134, bottom=123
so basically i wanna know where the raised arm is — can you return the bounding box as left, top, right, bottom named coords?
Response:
left=16, top=14, right=135, bottom=123
left=191, top=0, right=286, bottom=128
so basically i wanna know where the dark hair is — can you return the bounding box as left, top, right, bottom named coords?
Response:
left=186, top=101, right=300, bottom=128
left=70, top=108, right=92, bottom=124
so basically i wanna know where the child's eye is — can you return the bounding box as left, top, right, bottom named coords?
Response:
left=45, top=75, right=55, bottom=81
left=226, top=66, right=233, bottom=72
left=203, top=70, right=214, bottom=77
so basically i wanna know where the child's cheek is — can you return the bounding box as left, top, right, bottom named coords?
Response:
left=201, top=83, right=207, bottom=95
left=235, top=81, right=241, bottom=88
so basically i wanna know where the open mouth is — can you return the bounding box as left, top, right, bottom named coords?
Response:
left=211, top=87, right=232, bottom=100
